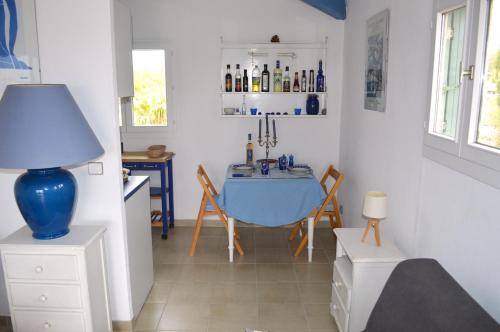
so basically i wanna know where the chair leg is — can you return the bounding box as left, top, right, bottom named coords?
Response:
left=216, top=210, right=245, bottom=256
left=190, top=196, right=207, bottom=256
left=288, top=220, right=303, bottom=241
left=328, top=215, right=336, bottom=229
left=294, top=232, right=309, bottom=257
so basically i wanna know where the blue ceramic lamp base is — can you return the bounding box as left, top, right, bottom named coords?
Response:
left=14, top=167, right=77, bottom=240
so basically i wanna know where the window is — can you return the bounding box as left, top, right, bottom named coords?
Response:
left=121, top=47, right=169, bottom=133
left=425, top=0, right=500, bottom=187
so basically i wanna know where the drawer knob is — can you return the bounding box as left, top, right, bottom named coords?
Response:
left=332, top=304, right=338, bottom=311
left=334, top=281, right=342, bottom=287
left=39, top=295, right=48, bottom=302
left=43, top=322, right=51, bottom=329
left=35, top=266, right=44, bottom=273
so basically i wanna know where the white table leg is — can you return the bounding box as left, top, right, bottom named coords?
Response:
left=228, top=217, right=234, bottom=262
left=307, top=216, right=314, bottom=262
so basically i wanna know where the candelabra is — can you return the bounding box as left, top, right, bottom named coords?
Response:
left=258, top=114, right=278, bottom=160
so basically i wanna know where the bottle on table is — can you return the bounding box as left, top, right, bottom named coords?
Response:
left=293, top=72, right=300, bottom=92
left=308, top=69, right=315, bottom=92
left=301, top=70, right=307, bottom=92
left=316, top=60, right=325, bottom=92
left=246, top=133, right=254, bottom=166
left=243, top=69, right=249, bottom=92
left=225, top=64, right=232, bottom=92
left=235, top=64, right=242, bottom=92
left=283, top=66, right=291, bottom=92
left=273, top=60, right=283, bottom=92
left=252, top=65, right=261, bottom=92
left=262, top=64, right=270, bottom=92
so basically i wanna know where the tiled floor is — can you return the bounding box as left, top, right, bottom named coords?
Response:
left=133, top=224, right=339, bottom=332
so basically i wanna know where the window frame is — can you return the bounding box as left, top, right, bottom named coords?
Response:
left=120, top=41, right=173, bottom=134
left=424, top=0, right=500, bottom=188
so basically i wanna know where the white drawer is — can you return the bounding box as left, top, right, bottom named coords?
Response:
left=13, top=310, right=85, bottom=332
left=331, top=286, right=349, bottom=332
left=333, top=262, right=351, bottom=310
left=4, top=254, right=79, bottom=281
left=10, top=283, right=83, bottom=309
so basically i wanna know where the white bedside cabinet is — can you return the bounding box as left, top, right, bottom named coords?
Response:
left=0, top=226, right=112, bottom=332
left=331, top=228, right=405, bottom=332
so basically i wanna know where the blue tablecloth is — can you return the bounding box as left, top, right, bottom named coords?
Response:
left=218, top=167, right=326, bottom=226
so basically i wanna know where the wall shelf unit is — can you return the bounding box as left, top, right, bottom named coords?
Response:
left=220, top=39, right=328, bottom=118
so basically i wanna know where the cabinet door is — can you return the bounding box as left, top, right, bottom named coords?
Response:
left=114, top=0, right=134, bottom=97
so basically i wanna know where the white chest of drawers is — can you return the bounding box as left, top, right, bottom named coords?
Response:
left=0, top=226, right=112, bottom=332
left=331, top=228, right=405, bottom=332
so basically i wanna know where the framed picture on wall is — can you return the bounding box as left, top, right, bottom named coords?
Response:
left=0, top=0, right=41, bottom=96
left=364, top=9, right=390, bottom=112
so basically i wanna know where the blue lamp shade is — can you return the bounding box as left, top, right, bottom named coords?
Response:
left=0, top=84, right=104, bottom=239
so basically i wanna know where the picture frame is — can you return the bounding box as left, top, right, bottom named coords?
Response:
left=0, top=0, right=41, bottom=96
left=364, top=9, right=390, bottom=112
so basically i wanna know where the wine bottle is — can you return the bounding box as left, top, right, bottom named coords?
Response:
left=293, top=72, right=300, bottom=92
left=235, top=64, right=242, bottom=92
left=316, top=60, right=325, bottom=92
left=252, top=65, right=261, bottom=92
left=308, top=69, right=314, bottom=92
left=273, top=60, right=283, bottom=92
left=242, top=95, right=247, bottom=115
left=283, top=66, right=290, bottom=92
left=225, top=64, right=232, bottom=92
left=243, top=69, right=249, bottom=92
left=301, top=70, right=307, bottom=92
left=262, top=64, right=270, bottom=92
left=246, top=133, right=254, bottom=166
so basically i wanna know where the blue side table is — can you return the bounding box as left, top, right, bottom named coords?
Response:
left=122, top=151, right=175, bottom=239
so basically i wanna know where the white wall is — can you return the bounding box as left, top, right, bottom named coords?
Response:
left=123, top=0, right=345, bottom=220
left=340, top=0, right=500, bottom=321
left=0, top=0, right=134, bottom=321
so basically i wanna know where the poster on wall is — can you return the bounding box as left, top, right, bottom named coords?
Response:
left=364, top=9, right=389, bottom=112
left=0, top=0, right=40, bottom=97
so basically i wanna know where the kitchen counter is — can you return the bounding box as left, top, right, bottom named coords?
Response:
left=123, top=175, right=150, bottom=201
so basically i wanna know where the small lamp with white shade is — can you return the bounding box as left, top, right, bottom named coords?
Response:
left=361, top=191, right=387, bottom=246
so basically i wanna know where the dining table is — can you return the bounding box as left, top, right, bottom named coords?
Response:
left=218, top=164, right=326, bottom=262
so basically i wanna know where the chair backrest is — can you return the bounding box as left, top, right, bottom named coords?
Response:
left=315, top=165, right=344, bottom=222
left=196, top=165, right=224, bottom=215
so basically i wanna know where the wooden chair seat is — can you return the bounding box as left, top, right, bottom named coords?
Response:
left=190, top=165, right=244, bottom=257
left=288, top=165, right=344, bottom=256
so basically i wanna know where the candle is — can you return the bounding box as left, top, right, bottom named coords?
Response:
left=272, top=119, right=276, bottom=139
left=259, top=119, right=262, bottom=139
left=265, top=114, right=269, bottom=135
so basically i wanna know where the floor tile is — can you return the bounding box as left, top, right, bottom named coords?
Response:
left=157, top=304, right=210, bottom=330
left=305, top=303, right=338, bottom=330
left=209, top=303, right=259, bottom=329
left=294, top=264, right=333, bottom=282
left=133, top=303, right=164, bottom=331
left=179, top=264, right=218, bottom=282
left=258, top=303, right=308, bottom=330
left=155, top=264, right=184, bottom=282
left=298, top=283, right=332, bottom=304
left=255, top=248, right=292, bottom=263
left=216, top=264, right=257, bottom=283
left=256, top=264, right=297, bottom=282
left=146, top=282, right=174, bottom=303
left=211, top=283, right=257, bottom=304
left=168, top=282, right=212, bottom=304
left=257, top=283, right=301, bottom=303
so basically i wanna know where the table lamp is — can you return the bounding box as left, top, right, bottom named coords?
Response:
left=0, top=84, right=104, bottom=239
left=361, top=191, right=387, bottom=246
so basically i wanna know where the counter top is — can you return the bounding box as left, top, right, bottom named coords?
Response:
left=124, top=176, right=150, bottom=201
left=122, top=151, right=175, bottom=163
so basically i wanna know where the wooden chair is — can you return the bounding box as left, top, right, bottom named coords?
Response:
left=190, top=165, right=244, bottom=256
left=288, top=164, right=344, bottom=257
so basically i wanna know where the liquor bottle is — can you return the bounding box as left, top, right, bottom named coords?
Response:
left=225, top=64, right=232, bottom=92
left=235, top=64, right=242, bottom=92
left=283, top=66, right=291, bottom=92
left=252, top=65, right=261, bottom=92
left=308, top=69, right=314, bottom=92
left=316, top=60, right=325, bottom=92
left=301, top=70, right=307, bottom=92
left=273, top=60, right=283, bottom=92
left=261, top=64, right=270, bottom=92
left=242, top=95, right=247, bottom=115
left=243, top=69, right=249, bottom=92
left=293, top=72, right=300, bottom=92
left=246, top=133, right=254, bottom=166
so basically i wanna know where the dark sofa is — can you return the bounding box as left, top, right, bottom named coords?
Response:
left=364, top=259, right=500, bottom=332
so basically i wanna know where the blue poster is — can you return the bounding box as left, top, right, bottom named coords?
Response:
left=0, top=0, right=31, bottom=69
